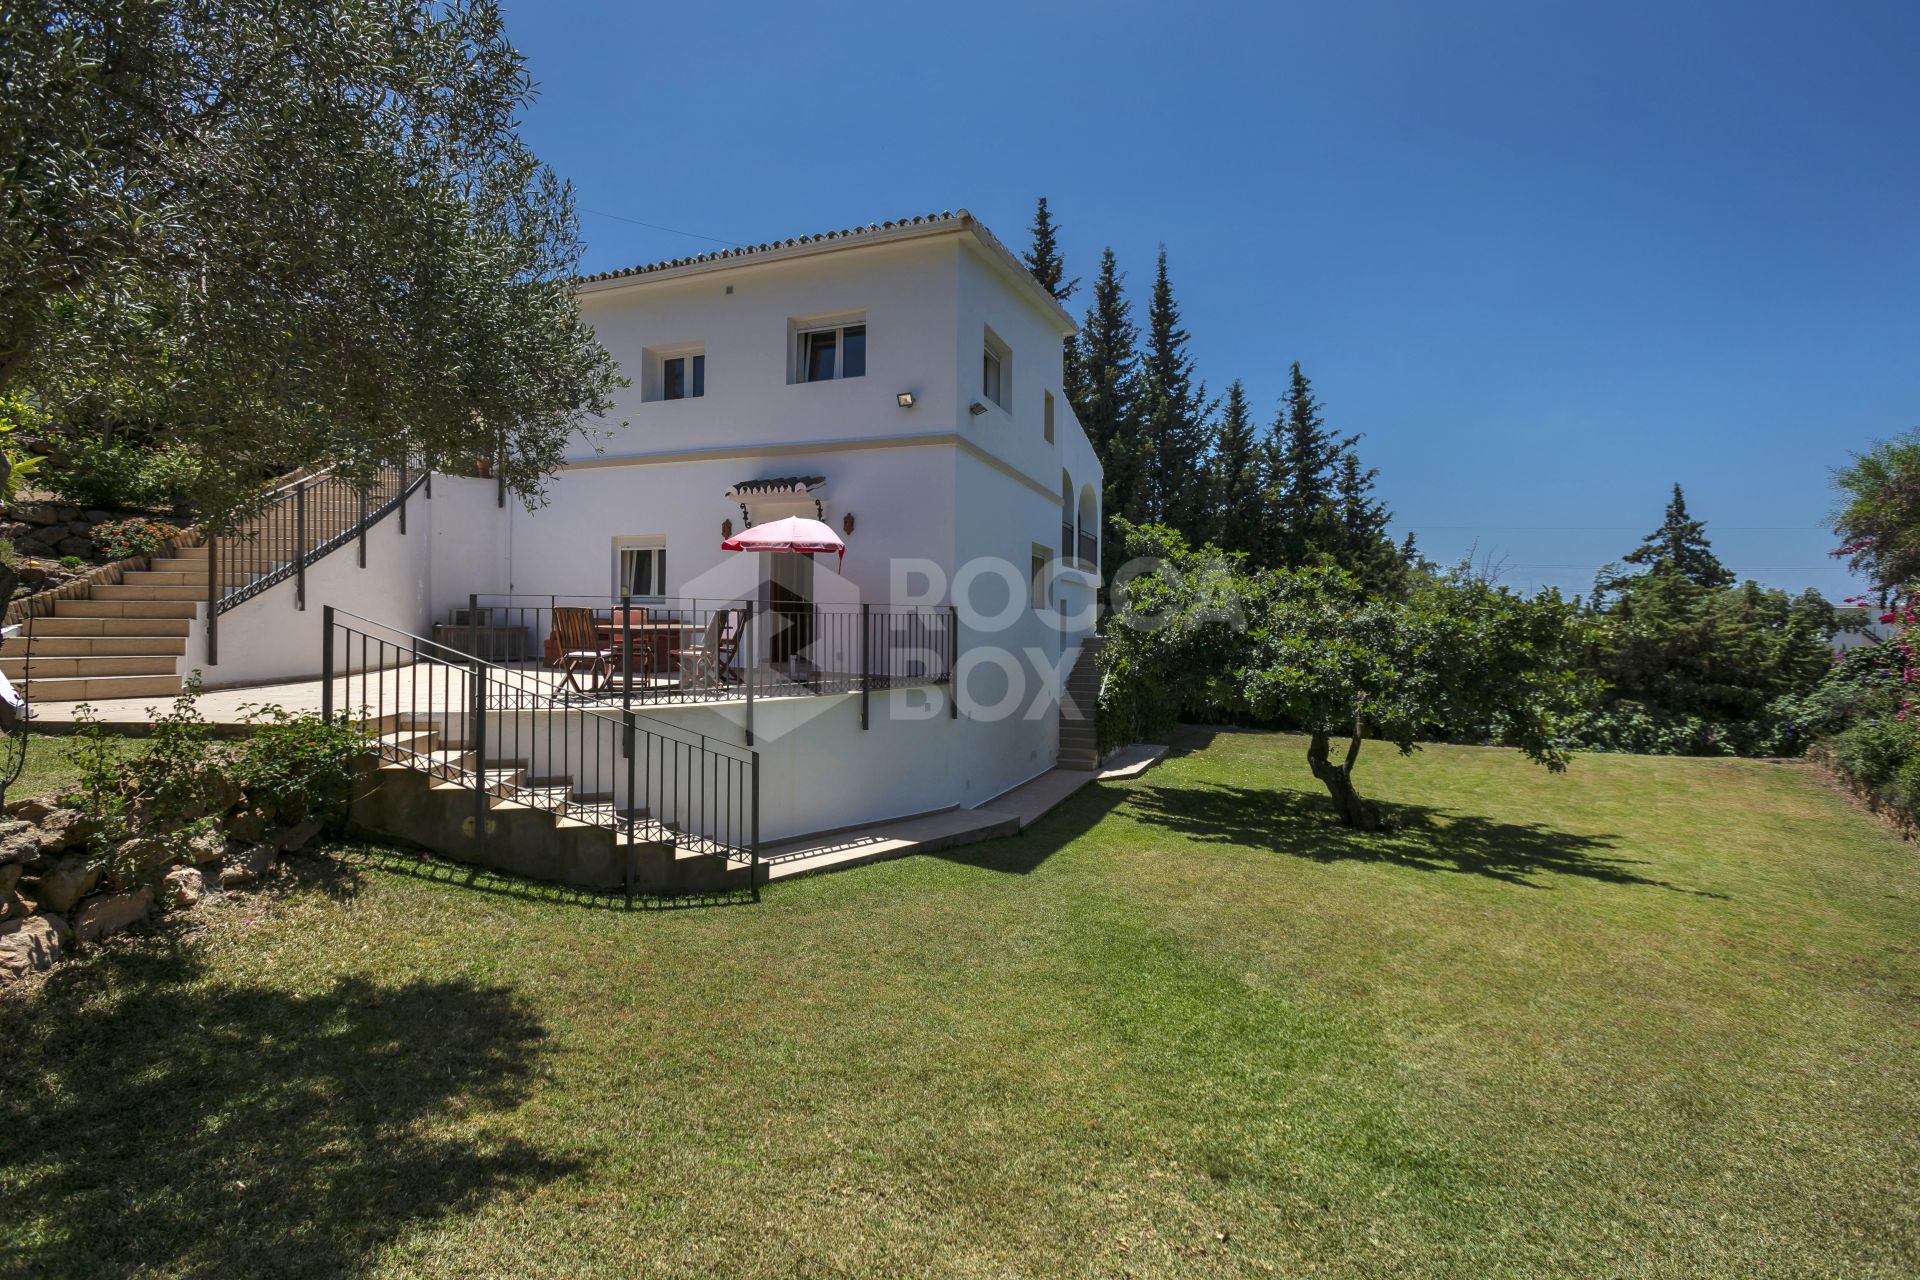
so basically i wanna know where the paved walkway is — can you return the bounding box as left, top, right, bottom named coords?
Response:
left=759, top=743, right=1168, bottom=882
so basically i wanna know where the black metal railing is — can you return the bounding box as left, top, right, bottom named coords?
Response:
left=322, top=607, right=761, bottom=899
left=1077, top=528, right=1098, bottom=572
left=455, top=594, right=958, bottom=726
left=206, top=464, right=425, bottom=665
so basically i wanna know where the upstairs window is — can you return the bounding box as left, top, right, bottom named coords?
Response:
left=663, top=353, right=705, bottom=400
left=798, top=323, right=866, bottom=382
left=982, top=325, right=1012, bottom=410
left=1043, top=389, right=1055, bottom=443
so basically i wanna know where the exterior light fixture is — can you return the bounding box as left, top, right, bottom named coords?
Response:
left=721, top=517, right=733, bottom=539
left=896, top=391, right=915, bottom=408
left=968, top=401, right=988, bottom=416
left=842, top=512, right=856, bottom=536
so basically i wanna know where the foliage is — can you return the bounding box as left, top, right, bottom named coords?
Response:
left=57, top=554, right=82, bottom=569
left=1, top=0, right=623, bottom=523
left=1071, top=247, right=1145, bottom=573
left=1019, top=197, right=1077, bottom=305
left=1573, top=573, right=1835, bottom=756
left=234, top=704, right=368, bottom=828
left=92, top=518, right=183, bottom=562
left=1603, top=483, right=1734, bottom=591
left=0, top=392, right=45, bottom=500
left=63, top=702, right=131, bottom=857
left=125, top=674, right=228, bottom=837
left=1832, top=427, right=1920, bottom=597
left=1136, top=249, right=1214, bottom=537
left=1100, top=522, right=1582, bottom=827
left=1207, top=380, right=1266, bottom=556
left=41, top=431, right=203, bottom=511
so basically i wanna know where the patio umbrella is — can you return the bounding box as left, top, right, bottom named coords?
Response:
left=721, top=515, right=845, bottom=564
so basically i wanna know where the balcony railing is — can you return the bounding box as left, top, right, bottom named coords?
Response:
left=440, top=594, right=958, bottom=730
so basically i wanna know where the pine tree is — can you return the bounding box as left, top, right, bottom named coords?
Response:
left=1136, top=248, right=1213, bottom=538
left=1620, top=483, right=1734, bottom=588
left=1209, top=379, right=1265, bottom=554
left=1270, top=362, right=1340, bottom=566
left=1021, top=196, right=1078, bottom=304
left=1071, top=248, right=1144, bottom=572
left=1023, top=197, right=1079, bottom=399
left=1332, top=447, right=1404, bottom=588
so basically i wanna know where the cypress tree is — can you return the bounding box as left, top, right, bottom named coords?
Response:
left=1209, top=379, right=1265, bottom=554
left=1621, top=483, right=1734, bottom=588
left=1136, top=247, right=1213, bottom=538
left=1072, top=248, right=1145, bottom=572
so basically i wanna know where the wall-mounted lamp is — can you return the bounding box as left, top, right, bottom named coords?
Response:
left=842, top=512, right=856, bottom=537
left=721, top=517, right=733, bottom=539
left=896, top=391, right=915, bottom=408
left=968, top=401, right=989, bottom=416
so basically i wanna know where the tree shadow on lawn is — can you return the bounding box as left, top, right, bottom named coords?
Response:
left=1122, top=779, right=1722, bottom=896
left=0, top=934, right=575, bottom=1280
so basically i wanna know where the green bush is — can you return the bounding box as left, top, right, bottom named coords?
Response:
left=57, top=554, right=83, bottom=569
left=42, top=435, right=203, bottom=511
left=234, top=704, right=368, bottom=828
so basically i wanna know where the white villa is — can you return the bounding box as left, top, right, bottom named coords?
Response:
left=15, top=210, right=1109, bottom=895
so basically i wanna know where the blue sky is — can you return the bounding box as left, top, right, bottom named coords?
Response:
left=507, top=0, right=1917, bottom=600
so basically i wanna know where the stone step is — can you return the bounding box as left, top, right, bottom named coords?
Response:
left=118, top=570, right=200, bottom=587
left=90, top=583, right=206, bottom=601
left=0, top=635, right=186, bottom=657
left=0, top=655, right=178, bottom=679
left=54, top=599, right=198, bottom=619
left=25, top=615, right=193, bottom=637
left=18, top=673, right=184, bottom=702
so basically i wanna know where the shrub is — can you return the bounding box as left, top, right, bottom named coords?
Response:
left=57, top=554, right=83, bottom=569
left=128, top=674, right=229, bottom=833
left=234, top=704, right=368, bottom=828
left=42, top=435, right=203, bottom=511
left=92, top=518, right=183, bottom=561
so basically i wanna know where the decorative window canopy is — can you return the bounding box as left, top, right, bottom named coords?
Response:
left=725, top=475, right=828, bottom=526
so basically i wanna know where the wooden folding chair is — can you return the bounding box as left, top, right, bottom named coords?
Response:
left=551, top=607, right=612, bottom=694
left=671, top=612, right=728, bottom=690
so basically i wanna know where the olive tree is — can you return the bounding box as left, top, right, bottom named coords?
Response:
left=1101, top=523, right=1582, bottom=829
left=1, top=0, right=621, bottom=520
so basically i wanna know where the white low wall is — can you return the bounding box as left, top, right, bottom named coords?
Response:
left=184, top=495, right=437, bottom=688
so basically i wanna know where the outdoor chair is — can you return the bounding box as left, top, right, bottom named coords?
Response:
left=551, top=607, right=613, bottom=694
left=671, top=610, right=737, bottom=690
left=608, top=607, right=653, bottom=686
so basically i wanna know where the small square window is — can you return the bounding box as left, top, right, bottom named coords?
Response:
left=650, top=346, right=705, bottom=401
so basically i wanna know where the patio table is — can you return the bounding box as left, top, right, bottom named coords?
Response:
left=595, top=620, right=698, bottom=683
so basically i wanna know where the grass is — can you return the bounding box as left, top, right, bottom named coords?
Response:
left=2, top=727, right=1916, bottom=1278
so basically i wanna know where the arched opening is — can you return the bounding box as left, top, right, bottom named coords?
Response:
left=1076, top=484, right=1098, bottom=571
left=1060, top=471, right=1074, bottom=568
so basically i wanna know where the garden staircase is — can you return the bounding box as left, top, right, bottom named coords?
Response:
left=0, top=542, right=206, bottom=702
left=1057, top=635, right=1104, bottom=771
left=352, top=718, right=756, bottom=896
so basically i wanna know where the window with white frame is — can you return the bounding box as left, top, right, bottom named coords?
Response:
left=663, top=352, right=705, bottom=400
left=614, top=537, right=667, bottom=597
left=982, top=326, right=1011, bottom=410
left=796, top=320, right=866, bottom=382
left=644, top=345, right=705, bottom=401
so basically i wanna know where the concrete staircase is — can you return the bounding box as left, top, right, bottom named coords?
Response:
left=351, top=721, right=756, bottom=896
left=1057, top=635, right=1104, bottom=771
left=2, top=543, right=206, bottom=702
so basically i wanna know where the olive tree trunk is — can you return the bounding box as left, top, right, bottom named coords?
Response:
left=1306, top=727, right=1379, bottom=831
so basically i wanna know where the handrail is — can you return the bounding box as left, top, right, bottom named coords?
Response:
left=209, top=465, right=424, bottom=618
left=323, top=607, right=761, bottom=897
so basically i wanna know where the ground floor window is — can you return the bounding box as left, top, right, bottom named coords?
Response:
left=615, top=538, right=667, bottom=597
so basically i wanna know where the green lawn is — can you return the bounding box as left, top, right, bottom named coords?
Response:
left=4, top=729, right=1917, bottom=1278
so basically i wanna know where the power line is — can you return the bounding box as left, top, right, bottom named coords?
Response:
left=580, top=207, right=743, bottom=248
